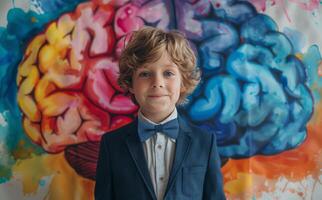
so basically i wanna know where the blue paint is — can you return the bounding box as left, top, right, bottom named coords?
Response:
left=303, top=45, right=322, bottom=103
left=212, top=0, right=257, bottom=24
left=0, top=176, right=11, bottom=184
left=39, top=179, right=46, bottom=187
left=198, top=20, right=239, bottom=73
left=240, top=14, right=278, bottom=44
left=188, top=75, right=240, bottom=123
left=184, top=1, right=313, bottom=157
left=283, top=27, right=305, bottom=53
left=199, top=119, right=237, bottom=146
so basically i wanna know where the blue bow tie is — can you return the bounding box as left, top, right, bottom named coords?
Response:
left=138, top=118, right=179, bottom=142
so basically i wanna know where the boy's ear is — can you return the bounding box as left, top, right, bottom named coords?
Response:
left=180, top=83, right=187, bottom=93
left=128, top=87, right=134, bottom=94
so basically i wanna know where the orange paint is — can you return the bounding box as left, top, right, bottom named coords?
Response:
left=222, top=102, right=322, bottom=197
left=222, top=124, right=321, bottom=180
left=318, top=61, right=322, bottom=77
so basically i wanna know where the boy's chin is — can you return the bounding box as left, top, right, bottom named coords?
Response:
left=142, top=105, right=175, bottom=115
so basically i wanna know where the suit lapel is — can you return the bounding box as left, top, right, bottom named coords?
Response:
left=125, top=119, right=157, bottom=200
left=164, top=116, right=192, bottom=197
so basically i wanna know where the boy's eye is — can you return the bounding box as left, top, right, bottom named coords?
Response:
left=138, top=71, right=150, bottom=78
left=164, top=70, right=175, bottom=77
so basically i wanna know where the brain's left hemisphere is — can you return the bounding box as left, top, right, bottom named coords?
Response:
left=16, top=2, right=143, bottom=154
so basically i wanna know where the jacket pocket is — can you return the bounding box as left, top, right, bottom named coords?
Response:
left=182, top=166, right=206, bottom=197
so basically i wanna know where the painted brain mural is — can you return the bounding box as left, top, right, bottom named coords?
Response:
left=17, top=3, right=139, bottom=154
left=16, top=0, right=313, bottom=179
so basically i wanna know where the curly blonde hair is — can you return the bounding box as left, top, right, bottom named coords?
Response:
left=118, top=26, right=200, bottom=105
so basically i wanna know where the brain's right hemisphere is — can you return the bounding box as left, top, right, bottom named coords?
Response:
left=179, top=0, right=313, bottom=158
left=17, top=0, right=313, bottom=178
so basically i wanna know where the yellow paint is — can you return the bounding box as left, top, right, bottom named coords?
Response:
left=46, top=22, right=71, bottom=56
left=224, top=173, right=253, bottom=195
left=295, top=53, right=303, bottom=60
left=39, top=45, right=59, bottom=73
left=35, top=77, right=56, bottom=103
left=17, top=35, right=45, bottom=84
left=18, top=94, right=41, bottom=122
left=12, top=153, right=95, bottom=200
left=31, top=17, right=38, bottom=23
left=12, top=140, right=37, bottom=160
left=23, top=118, right=41, bottom=144
left=19, top=65, right=39, bottom=95
left=39, top=92, right=77, bottom=116
left=57, top=15, right=75, bottom=36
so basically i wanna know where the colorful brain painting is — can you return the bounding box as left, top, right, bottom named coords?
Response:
left=16, top=3, right=139, bottom=153
left=182, top=1, right=313, bottom=158
left=15, top=0, right=313, bottom=180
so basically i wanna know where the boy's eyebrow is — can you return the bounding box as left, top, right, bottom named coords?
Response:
left=137, top=66, right=148, bottom=70
left=165, top=63, right=177, bottom=67
left=139, top=63, right=177, bottom=69
left=164, top=63, right=178, bottom=68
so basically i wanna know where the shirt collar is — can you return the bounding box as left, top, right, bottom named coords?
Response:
left=138, top=108, right=178, bottom=125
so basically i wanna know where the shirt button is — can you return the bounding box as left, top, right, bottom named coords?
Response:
left=157, top=144, right=162, bottom=149
left=159, top=177, right=164, bottom=181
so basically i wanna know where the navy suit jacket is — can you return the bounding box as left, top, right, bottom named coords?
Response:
left=95, top=115, right=226, bottom=200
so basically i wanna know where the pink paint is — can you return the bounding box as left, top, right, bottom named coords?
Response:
left=289, top=0, right=320, bottom=11
left=114, top=3, right=144, bottom=38
left=279, top=0, right=292, bottom=23
left=248, top=0, right=268, bottom=11
left=84, top=58, right=138, bottom=114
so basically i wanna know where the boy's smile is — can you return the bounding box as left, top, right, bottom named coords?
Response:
left=129, top=50, right=183, bottom=123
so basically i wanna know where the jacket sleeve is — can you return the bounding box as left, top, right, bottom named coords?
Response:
left=202, top=133, right=226, bottom=200
left=94, top=135, right=114, bottom=200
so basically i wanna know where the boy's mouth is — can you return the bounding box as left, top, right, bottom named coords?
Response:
left=148, top=95, right=167, bottom=98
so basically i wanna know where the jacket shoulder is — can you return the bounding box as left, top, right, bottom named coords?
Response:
left=101, top=119, right=138, bottom=142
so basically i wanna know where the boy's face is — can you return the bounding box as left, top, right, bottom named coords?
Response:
left=129, top=51, right=183, bottom=123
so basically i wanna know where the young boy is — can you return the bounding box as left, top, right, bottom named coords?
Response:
left=95, top=26, right=226, bottom=200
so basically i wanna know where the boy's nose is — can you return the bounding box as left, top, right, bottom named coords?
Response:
left=152, top=84, right=163, bottom=88
left=152, top=74, right=164, bottom=88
